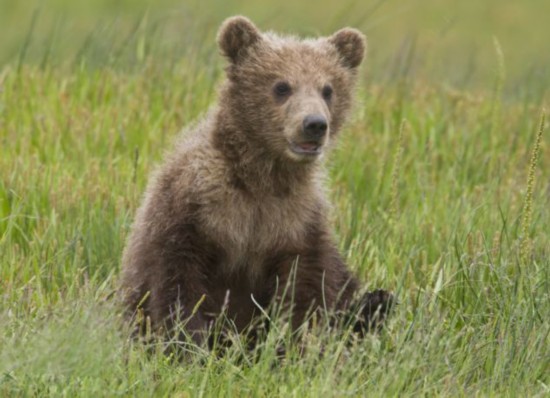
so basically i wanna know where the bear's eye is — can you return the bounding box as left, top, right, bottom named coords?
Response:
left=273, top=81, right=292, bottom=99
left=322, top=85, right=333, bottom=101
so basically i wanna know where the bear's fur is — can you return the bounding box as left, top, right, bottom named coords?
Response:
left=120, top=16, right=392, bottom=346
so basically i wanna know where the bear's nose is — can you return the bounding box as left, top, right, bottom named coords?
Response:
left=302, top=114, right=328, bottom=140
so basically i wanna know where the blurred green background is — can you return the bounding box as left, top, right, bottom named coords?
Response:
left=1, top=1, right=549, bottom=395
left=1, top=0, right=549, bottom=96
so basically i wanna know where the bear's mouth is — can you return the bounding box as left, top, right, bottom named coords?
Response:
left=289, top=141, right=322, bottom=156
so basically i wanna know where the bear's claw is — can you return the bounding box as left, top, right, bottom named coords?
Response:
left=353, top=289, right=394, bottom=335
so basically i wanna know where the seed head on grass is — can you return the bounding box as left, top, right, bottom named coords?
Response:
left=519, top=111, right=546, bottom=264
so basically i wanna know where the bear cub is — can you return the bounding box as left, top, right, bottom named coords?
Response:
left=120, top=16, right=392, bottom=347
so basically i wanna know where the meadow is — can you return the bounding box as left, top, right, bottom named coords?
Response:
left=1, top=0, right=549, bottom=396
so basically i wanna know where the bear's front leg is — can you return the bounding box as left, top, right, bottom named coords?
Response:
left=267, top=234, right=393, bottom=335
left=121, top=220, right=221, bottom=348
left=268, top=236, right=360, bottom=331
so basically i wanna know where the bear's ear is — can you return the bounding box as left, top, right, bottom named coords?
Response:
left=328, top=28, right=366, bottom=69
left=217, top=16, right=262, bottom=64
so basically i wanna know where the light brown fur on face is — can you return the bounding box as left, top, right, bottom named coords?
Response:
left=218, top=22, right=365, bottom=162
left=120, top=16, right=391, bottom=348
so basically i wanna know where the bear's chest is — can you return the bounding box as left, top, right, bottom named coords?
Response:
left=198, top=188, right=319, bottom=276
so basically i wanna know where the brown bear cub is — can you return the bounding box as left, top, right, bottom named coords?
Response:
left=120, top=16, right=392, bottom=348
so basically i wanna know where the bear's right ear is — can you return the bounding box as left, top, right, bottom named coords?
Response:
left=217, top=16, right=262, bottom=64
left=328, top=28, right=366, bottom=69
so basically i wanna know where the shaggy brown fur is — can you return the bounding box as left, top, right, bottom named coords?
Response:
left=120, top=16, right=392, bottom=347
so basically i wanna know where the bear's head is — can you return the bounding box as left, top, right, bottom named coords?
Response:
left=217, top=16, right=366, bottom=163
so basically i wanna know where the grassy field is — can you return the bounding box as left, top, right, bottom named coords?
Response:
left=1, top=0, right=549, bottom=396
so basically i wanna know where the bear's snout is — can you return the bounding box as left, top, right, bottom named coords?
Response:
left=302, top=114, right=328, bottom=141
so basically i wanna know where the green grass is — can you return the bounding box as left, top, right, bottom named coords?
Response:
left=1, top=1, right=549, bottom=396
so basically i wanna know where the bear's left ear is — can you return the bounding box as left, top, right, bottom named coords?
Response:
left=328, top=28, right=366, bottom=69
left=217, top=16, right=262, bottom=64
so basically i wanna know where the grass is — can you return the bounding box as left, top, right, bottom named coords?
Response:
left=1, top=0, right=549, bottom=396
